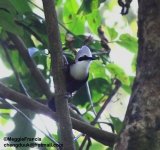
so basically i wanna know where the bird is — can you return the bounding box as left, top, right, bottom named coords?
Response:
left=48, top=46, right=96, bottom=111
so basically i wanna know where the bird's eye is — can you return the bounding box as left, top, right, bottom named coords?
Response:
left=78, top=55, right=89, bottom=61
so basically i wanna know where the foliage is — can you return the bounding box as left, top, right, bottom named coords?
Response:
left=0, top=0, right=137, bottom=149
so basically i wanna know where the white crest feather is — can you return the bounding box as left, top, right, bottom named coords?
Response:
left=75, top=46, right=92, bottom=62
left=70, top=46, right=92, bottom=80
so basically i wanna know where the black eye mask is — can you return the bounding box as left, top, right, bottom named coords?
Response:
left=78, top=55, right=97, bottom=61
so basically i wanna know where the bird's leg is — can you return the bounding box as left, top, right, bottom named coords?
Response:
left=48, top=92, right=72, bottom=112
left=64, top=92, right=73, bottom=100
left=64, top=92, right=82, bottom=115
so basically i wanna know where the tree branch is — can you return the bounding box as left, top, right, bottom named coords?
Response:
left=7, top=33, right=52, bottom=99
left=72, top=118, right=116, bottom=147
left=0, top=82, right=55, bottom=118
left=0, top=82, right=117, bottom=146
left=42, top=0, right=74, bottom=149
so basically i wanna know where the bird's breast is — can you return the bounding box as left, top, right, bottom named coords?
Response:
left=70, top=61, right=90, bottom=80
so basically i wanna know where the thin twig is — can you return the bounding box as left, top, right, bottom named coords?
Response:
left=92, top=79, right=121, bottom=125
left=80, top=79, right=121, bottom=149
left=28, top=0, right=43, bottom=11
left=0, top=40, right=30, bottom=97
left=73, top=133, right=84, bottom=142
left=27, top=0, right=75, bottom=35
left=86, top=82, right=97, bottom=116
left=86, top=137, right=92, bottom=150
left=15, top=21, right=46, bottom=46
left=92, top=51, right=110, bottom=55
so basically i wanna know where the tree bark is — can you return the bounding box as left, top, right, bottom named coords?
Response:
left=42, top=0, right=75, bottom=149
left=115, top=1, right=160, bottom=150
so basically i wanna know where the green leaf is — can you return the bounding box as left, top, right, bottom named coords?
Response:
left=9, top=0, right=31, bottom=13
left=64, top=0, right=79, bottom=14
left=71, top=85, right=89, bottom=106
left=1, top=76, right=20, bottom=92
left=0, top=109, right=11, bottom=114
left=72, top=35, right=87, bottom=48
left=86, top=10, right=101, bottom=34
left=77, top=0, right=93, bottom=14
left=84, top=112, right=94, bottom=122
left=107, top=63, right=130, bottom=85
left=0, top=115, right=10, bottom=126
left=55, top=0, right=63, bottom=6
left=66, top=16, right=85, bottom=34
left=10, top=50, right=28, bottom=75
left=122, top=84, right=131, bottom=94
left=72, top=78, right=112, bottom=106
left=106, top=0, right=117, bottom=10
left=22, top=72, right=45, bottom=97
left=122, top=76, right=134, bottom=93
left=89, top=40, right=102, bottom=50
left=89, top=141, right=106, bottom=150
left=0, top=11, right=23, bottom=36
left=63, top=0, right=85, bottom=34
left=0, top=0, right=17, bottom=15
left=105, top=26, right=118, bottom=41
left=0, top=131, right=4, bottom=138
left=77, top=0, right=105, bottom=14
left=21, top=31, right=35, bottom=47
left=90, top=60, right=111, bottom=82
left=110, top=115, right=123, bottom=134
left=89, top=78, right=112, bottom=102
left=42, top=134, right=58, bottom=150
left=17, top=12, right=48, bottom=46
left=116, top=33, right=138, bottom=53
left=131, top=54, right=137, bottom=72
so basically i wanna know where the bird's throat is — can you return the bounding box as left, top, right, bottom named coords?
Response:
left=70, top=61, right=90, bottom=80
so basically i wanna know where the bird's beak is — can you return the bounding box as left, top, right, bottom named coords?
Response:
left=91, top=56, right=98, bottom=60
left=88, top=56, right=98, bottom=61
left=78, top=55, right=98, bottom=61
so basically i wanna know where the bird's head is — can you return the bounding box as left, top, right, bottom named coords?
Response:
left=70, top=46, right=97, bottom=80
left=75, top=46, right=96, bottom=62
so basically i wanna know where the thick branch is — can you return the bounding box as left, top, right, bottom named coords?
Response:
left=0, top=82, right=55, bottom=118
left=72, top=118, right=116, bottom=147
left=8, top=33, right=52, bottom=99
left=0, top=82, right=117, bottom=146
left=42, top=0, right=74, bottom=149
left=115, top=1, right=160, bottom=149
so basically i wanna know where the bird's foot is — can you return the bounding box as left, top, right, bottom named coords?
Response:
left=64, top=92, right=73, bottom=100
